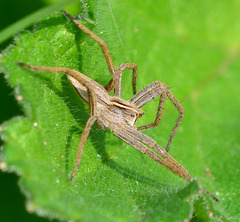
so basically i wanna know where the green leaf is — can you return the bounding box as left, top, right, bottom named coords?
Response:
left=1, top=0, right=239, bottom=221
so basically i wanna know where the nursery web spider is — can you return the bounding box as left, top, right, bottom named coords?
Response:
left=18, top=10, right=219, bottom=202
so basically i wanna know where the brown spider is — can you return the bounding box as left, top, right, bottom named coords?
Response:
left=18, top=10, right=219, bottom=202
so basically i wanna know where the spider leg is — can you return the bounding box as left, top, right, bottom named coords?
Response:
left=129, top=81, right=184, bottom=152
left=69, top=115, right=97, bottom=181
left=113, top=125, right=219, bottom=201
left=18, top=63, right=100, bottom=117
left=112, top=124, right=192, bottom=181
left=17, top=63, right=96, bottom=92
left=17, top=62, right=100, bottom=181
left=114, top=63, right=138, bottom=97
left=69, top=86, right=98, bottom=181
left=62, top=10, right=117, bottom=93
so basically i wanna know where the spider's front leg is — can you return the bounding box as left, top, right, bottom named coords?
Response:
left=69, top=115, right=96, bottom=181
left=114, top=63, right=138, bottom=97
left=129, top=81, right=184, bottom=152
left=17, top=62, right=98, bottom=181
left=62, top=10, right=117, bottom=92
left=62, top=11, right=138, bottom=96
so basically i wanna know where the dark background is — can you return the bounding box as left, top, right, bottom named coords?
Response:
left=0, top=0, right=78, bottom=221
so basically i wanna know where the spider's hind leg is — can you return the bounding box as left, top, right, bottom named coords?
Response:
left=112, top=124, right=192, bottom=181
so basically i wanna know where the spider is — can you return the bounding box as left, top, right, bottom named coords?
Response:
left=18, top=10, right=219, bottom=202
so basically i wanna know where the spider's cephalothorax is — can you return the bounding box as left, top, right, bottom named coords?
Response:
left=67, top=75, right=144, bottom=129
left=18, top=10, right=219, bottom=202
left=101, top=98, right=144, bottom=127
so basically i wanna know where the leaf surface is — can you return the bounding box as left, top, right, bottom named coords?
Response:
left=1, top=0, right=239, bottom=221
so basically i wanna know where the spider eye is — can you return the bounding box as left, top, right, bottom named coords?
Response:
left=131, top=114, right=135, bottom=117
